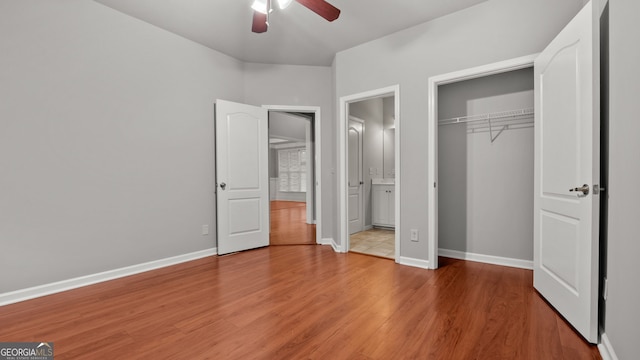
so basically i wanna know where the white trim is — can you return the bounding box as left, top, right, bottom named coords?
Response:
left=332, top=239, right=345, bottom=253
left=598, top=333, right=619, bottom=360
left=398, top=256, right=430, bottom=269
left=438, top=248, right=533, bottom=270
left=263, top=105, right=322, bottom=244
left=318, top=237, right=344, bottom=253
left=305, top=121, right=313, bottom=224
left=0, top=248, right=217, bottom=307
left=339, top=85, right=401, bottom=264
left=363, top=225, right=373, bottom=231
left=427, top=54, right=538, bottom=270
left=393, top=88, right=401, bottom=264
left=270, top=141, right=306, bottom=149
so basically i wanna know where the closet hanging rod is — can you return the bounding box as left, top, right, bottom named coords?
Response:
left=438, top=107, right=534, bottom=126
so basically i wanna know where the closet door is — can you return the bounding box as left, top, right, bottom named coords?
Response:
left=533, top=1, right=598, bottom=343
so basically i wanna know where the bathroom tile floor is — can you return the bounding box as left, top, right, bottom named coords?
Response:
left=349, top=228, right=395, bottom=259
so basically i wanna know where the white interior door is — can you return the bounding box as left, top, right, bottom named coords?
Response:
left=348, top=118, right=364, bottom=234
left=216, top=99, right=269, bottom=255
left=534, top=2, right=598, bottom=343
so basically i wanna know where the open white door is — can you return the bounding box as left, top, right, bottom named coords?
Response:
left=348, top=117, right=364, bottom=235
left=534, top=2, right=598, bottom=343
left=216, top=99, right=269, bottom=255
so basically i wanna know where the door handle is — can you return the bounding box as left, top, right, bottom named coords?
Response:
left=569, top=184, right=589, bottom=196
left=220, top=182, right=226, bottom=190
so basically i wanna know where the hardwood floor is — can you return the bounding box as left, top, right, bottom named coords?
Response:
left=270, top=200, right=315, bottom=245
left=0, top=246, right=600, bottom=359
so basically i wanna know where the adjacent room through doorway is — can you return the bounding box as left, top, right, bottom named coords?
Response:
left=344, top=93, right=398, bottom=260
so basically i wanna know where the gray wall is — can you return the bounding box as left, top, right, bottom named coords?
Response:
left=604, top=0, right=640, bottom=358
left=334, top=0, right=585, bottom=258
left=243, top=62, right=334, bottom=241
left=269, top=111, right=308, bottom=142
left=438, top=68, right=534, bottom=260
left=349, top=98, right=384, bottom=227
left=0, top=0, right=244, bottom=292
left=382, top=97, right=395, bottom=179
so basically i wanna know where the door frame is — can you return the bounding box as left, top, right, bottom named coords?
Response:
left=347, top=115, right=365, bottom=234
left=339, top=85, right=400, bottom=263
left=263, top=105, right=322, bottom=244
left=426, top=54, right=538, bottom=269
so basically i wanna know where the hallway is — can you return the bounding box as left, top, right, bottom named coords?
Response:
left=270, top=201, right=316, bottom=245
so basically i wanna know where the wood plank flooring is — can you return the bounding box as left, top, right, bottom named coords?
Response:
left=0, top=246, right=600, bottom=359
left=270, top=200, right=315, bottom=245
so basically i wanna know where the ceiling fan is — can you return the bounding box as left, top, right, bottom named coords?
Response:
left=251, top=0, right=341, bottom=33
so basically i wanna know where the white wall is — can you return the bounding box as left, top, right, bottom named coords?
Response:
left=349, top=98, right=384, bottom=227
left=243, top=63, right=334, bottom=240
left=438, top=68, right=534, bottom=261
left=0, top=0, right=244, bottom=292
left=334, top=0, right=585, bottom=258
left=604, top=0, right=640, bottom=358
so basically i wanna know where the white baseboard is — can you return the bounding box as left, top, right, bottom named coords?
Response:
left=319, top=237, right=344, bottom=252
left=398, top=256, right=430, bottom=269
left=598, top=333, right=619, bottom=360
left=331, top=238, right=345, bottom=253
left=438, top=248, right=533, bottom=270
left=363, top=225, right=373, bottom=231
left=0, top=248, right=217, bottom=307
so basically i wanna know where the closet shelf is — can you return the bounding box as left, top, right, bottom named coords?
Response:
left=438, top=107, right=534, bottom=142
left=438, top=107, right=534, bottom=125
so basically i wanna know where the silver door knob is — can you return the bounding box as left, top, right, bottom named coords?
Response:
left=220, top=182, right=226, bottom=190
left=569, top=184, right=589, bottom=195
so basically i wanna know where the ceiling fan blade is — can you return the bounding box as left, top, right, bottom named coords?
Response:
left=252, top=11, right=268, bottom=33
left=295, top=0, right=340, bottom=22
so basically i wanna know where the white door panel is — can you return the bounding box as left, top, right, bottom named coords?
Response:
left=348, top=118, right=364, bottom=234
left=216, top=100, right=269, bottom=255
left=534, top=1, right=598, bottom=343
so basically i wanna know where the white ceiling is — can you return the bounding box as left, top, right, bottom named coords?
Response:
left=93, top=0, right=488, bottom=66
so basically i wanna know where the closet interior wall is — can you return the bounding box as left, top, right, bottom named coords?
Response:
left=437, top=68, right=534, bottom=262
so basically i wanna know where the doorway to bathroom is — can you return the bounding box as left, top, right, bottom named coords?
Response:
left=340, top=86, right=399, bottom=260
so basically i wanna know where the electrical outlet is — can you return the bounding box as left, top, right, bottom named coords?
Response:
left=202, top=225, right=209, bottom=235
left=370, top=167, right=375, bottom=175
left=410, top=229, right=418, bottom=242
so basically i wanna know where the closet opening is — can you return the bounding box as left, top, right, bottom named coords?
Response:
left=427, top=55, right=538, bottom=269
